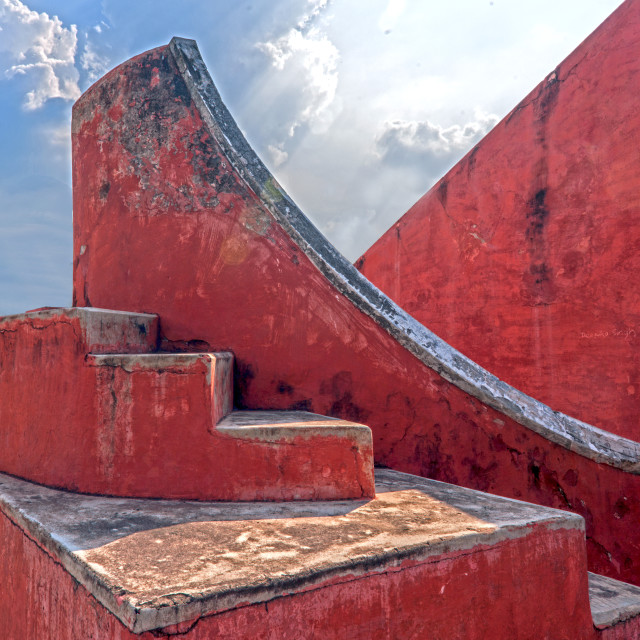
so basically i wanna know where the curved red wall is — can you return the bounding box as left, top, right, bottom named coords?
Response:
left=358, top=0, right=640, bottom=441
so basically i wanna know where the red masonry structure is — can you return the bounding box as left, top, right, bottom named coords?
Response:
left=2, top=5, right=640, bottom=636
left=71, top=35, right=640, bottom=587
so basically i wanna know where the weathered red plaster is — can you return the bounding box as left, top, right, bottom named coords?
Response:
left=358, top=0, right=640, bottom=443
left=70, top=38, right=640, bottom=586
left=1, top=507, right=620, bottom=640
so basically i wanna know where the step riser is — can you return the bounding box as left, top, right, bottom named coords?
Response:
left=0, top=349, right=233, bottom=498
left=89, top=352, right=233, bottom=426
left=217, top=411, right=374, bottom=500
left=87, top=352, right=233, bottom=497
left=215, top=434, right=374, bottom=501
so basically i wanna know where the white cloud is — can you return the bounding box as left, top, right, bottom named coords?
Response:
left=257, top=2, right=341, bottom=137
left=375, top=111, right=499, bottom=167
left=300, top=0, right=331, bottom=29
left=0, top=0, right=80, bottom=109
left=268, top=143, right=289, bottom=168
left=81, top=38, right=109, bottom=84
left=45, top=121, right=69, bottom=147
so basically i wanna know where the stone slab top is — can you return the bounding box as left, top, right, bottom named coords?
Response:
left=0, top=469, right=583, bottom=633
left=0, top=306, right=158, bottom=325
left=589, top=572, right=640, bottom=628
left=0, top=306, right=159, bottom=354
left=217, top=410, right=372, bottom=443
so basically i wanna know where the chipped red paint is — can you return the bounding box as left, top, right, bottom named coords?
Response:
left=70, top=36, right=640, bottom=587
left=358, top=0, right=640, bottom=442
left=0, top=311, right=374, bottom=501
left=2, top=507, right=623, bottom=640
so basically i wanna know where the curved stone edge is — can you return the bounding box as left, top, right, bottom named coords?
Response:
left=168, top=37, right=640, bottom=474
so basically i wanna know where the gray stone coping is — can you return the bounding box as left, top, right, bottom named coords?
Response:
left=167, top=37, right=640, bottom=473
left=0, top=469, right=582, bottom=633
left=217, top=410, right=372, bottom=444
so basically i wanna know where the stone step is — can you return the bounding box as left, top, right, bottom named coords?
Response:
left=589, top=571, right=640, bottom=630
left=0, top=468, right=610, bottom=639
left=216, top=410, right=375, bottom=500
left=89, top=352, right=233, bottom=427
left=0, top=328, right=373, bottom=500
left=0, top=331, right=234, bottom=498
left=51, top=351, right=235, bottom=500
left=0, top=307, right=163, bottom=498
left=0, top=306, right=158, bottom=353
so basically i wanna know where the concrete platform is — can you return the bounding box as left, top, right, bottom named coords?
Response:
left=0, top=468, right=602, bottom=638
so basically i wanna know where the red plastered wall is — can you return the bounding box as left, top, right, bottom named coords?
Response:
left=358, top=0, right=640, bottom=441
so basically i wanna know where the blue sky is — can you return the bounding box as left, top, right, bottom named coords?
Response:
left=0, top=0, right=624, bottom=314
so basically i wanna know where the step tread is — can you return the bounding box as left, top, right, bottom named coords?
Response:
left=589, top=571, right=640, bottom=628
left=0, top=306, right=157, bottom=324
left=217, top=410, right=371, bottom=442
left=0, top=468, right=582, bottom=633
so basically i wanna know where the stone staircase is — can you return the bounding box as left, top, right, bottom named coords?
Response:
left=0, top=306, right=374, bottom=502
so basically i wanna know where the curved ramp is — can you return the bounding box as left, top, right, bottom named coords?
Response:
left=72, top=38, right=640, bottom=584
left=171, top=37, right=638, bottom=473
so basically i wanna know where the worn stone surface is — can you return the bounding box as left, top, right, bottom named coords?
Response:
left=589, top=572, right=640, bottom=629
left=218, top=410, right=372, bottom=444
left=68, top=34, right=640, bottom=584
left=0, top=468, right=592, bottom=635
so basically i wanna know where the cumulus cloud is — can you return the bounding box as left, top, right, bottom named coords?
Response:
left=257, top=0, right=341, bottom=137
left=80, top=38, right=110, bottom=84
left=375, top=111, right=499, bottom=169
left=297, top=111, right=500, bottom=260
left=0, top=0, right=80, bottom=109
